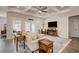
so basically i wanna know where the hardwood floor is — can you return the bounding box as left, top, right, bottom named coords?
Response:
left=0, top=36, right=79, bottom=53
left=0, top=36, right=30, bottom=53
left=62, top=37, right=79, bottom=53
left=0, top=37, right=15, bottom=53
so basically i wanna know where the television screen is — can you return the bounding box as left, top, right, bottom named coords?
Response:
left=48, top=21, right=57, bottom=27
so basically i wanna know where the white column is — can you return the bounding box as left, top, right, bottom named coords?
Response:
left=21, top=20, right=25, bottom=32
left=6, top=16, right=13, bottom=39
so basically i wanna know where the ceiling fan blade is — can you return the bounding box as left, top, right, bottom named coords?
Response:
left=33, top=6, right=47, bottom=11
left=42, top=10, right=47, bottom=13
left=40, top=6, right=47, bottom=10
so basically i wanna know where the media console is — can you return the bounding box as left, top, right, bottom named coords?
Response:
left=41, top=29, right=58, bottom=36
left=47, top=29, right=58, bottom=36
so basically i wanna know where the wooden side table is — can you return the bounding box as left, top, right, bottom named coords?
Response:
left=38, top=39, right=53, bottom=53
left=15, top=35, right=26, bottom=52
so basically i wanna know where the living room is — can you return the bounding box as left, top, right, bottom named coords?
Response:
left=0, top=6, right=79, bottom=53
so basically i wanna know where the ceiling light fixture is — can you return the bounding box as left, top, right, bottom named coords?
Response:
left=38, top=10, right=42, bottom=13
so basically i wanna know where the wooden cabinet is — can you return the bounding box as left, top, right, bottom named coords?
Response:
left=1, top=29, right=6, bottom=37
left=40, top=29, right=58, bottom=36
left=47, top=29, right=58, bottom=36
left=1, top=24, right=6, bottom=37
left=38, top=39, right=53, bottom=53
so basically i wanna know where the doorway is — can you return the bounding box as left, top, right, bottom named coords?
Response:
left=69, top=15, right=79, bottom=38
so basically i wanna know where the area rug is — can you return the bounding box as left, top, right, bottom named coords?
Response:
left=33, top=35, right=72, bottom=53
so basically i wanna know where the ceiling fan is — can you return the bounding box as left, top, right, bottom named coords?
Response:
left=34, top=6, right=48, bottom=13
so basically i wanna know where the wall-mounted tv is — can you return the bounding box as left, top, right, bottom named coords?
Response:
left=48, top=21, right=57, bottom=27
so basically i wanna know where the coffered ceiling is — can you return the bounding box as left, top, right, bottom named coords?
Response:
left=8, top=6, right=71, bottom=18
left=2, top=6, right=79, bottom=19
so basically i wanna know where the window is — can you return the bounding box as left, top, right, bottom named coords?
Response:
left=25, top=21, right=35, bottom=33
left=13, top=20, right=21, bottom=32
left=25, top=22, right=31, bottom=32
left=31, top=22, right=35, bottom=33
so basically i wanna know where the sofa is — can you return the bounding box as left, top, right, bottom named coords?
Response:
left=25, top=32, right=45, bottom=52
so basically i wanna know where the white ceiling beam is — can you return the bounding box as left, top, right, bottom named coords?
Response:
left=23, top=6, right=32, bottom=12
left=53, top=7, right=59, bottom=12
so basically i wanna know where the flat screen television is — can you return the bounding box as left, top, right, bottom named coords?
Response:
left=48, top=21, right=57, bottom=27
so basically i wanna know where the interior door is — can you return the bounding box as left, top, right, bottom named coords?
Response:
left=71, top=20, right=79, bottom=37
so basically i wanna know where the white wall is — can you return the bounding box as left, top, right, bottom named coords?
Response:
left=7, top=12, right=70, bottom=39
left=58, top=16, right=68, bottom=38
left=7, top=12, right=43, bottom=39
left=45, top=15, right=69, bottom=38
left=44, top=7, right=79, bottom=39
left=27, top=16, right=44, bottom=33
left=7, top=12, right=28, bottom=39
left=3, top=6, right=79, bottom=39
